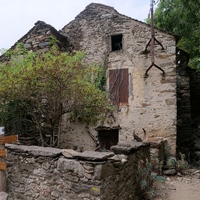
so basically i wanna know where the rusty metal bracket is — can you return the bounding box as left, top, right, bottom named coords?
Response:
left=145, top=37, right=165, bottom=52
left=144, top=0, right=165, bottom=79
left=144, top=62, right=165, bottom=79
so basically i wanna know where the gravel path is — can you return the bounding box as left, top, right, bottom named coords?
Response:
left=154, top=168, right=200, bottom=200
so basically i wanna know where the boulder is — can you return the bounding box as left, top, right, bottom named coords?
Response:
left=0, top=192, right=8, bottom=200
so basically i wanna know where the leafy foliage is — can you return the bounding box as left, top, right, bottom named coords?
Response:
left=0, top=44, right=110, bottom=146
left=154, top=0, right=200, bottom=69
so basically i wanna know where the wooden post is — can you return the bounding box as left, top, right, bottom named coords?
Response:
left=0, top=126, right=18, bottom=192
left=0, top=127, right=6, bottom=192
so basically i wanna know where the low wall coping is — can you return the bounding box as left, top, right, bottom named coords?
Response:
left=6, top=141, right=148, bottom=161
left=74, top=151, right=114, bottom=161
left=5, top=144, right=62, bottom=157
left=111, top=142, right=149, bottom=154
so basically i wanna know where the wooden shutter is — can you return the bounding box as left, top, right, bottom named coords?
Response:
left=109, top=68, right=128, bottom=105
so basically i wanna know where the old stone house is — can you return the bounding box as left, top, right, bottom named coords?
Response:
left=60, top=3, right=179, bottom=155
left=1, top=3, right=194, bottom=158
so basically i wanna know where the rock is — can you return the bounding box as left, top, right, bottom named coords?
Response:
left=39, top=42, right=49, bottom=48
left=111, top=142, right=148, bottom=154
left=177, top=172, right=183, bottom=177
left=24, top=43, right=32, bottom=49
left=108, top=154, right=128, bottom=162
left=6, top=144, right=61, bottom=157
left=61, top=149, right=79, bottom=158
left=83, top=164, right=93, bottom=170
left=193, top=170, right=200, bottom=175
left=74, top=151, right=114, bottom=161
left=0, top=192, right=8, bottom=200
left=163, top=168, right=176, bottom=175
left=93, top=165, right=103, bottom=180
left=57, top=158, right=84, bottom=177
left=51, top=191, right=59, bottom=198
left=166, top=177, right=171, bottom=181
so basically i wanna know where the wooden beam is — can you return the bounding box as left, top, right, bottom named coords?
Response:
left=0, top=135, right=18, bottom=145
left=0, top=163, right=6, bottom=171
left=0, top=150, right=6, bottom=157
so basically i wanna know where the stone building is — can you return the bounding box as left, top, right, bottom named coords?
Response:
left=1, top=3, right=193, bottom=157
left=60, top=3, right=178, bottom=155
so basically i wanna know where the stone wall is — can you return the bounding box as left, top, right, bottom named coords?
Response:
left=0, top=20, right=71, bottom=61
left=6, top=143, right=150, bottom=200
left=190, top=71, right=200, bottom=164
left=20, top=21, right=72, bottom=53
left=61, top=3, right=177, bottom=154
left=190, top=71, right=200, bottom=137
left=177, top=73, right=193, bottom=157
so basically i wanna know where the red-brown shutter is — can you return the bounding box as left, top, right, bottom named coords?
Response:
left=109, top=68, right=128, bottom=105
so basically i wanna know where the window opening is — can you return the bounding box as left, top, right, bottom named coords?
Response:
left=111, top=34, right=123, bottom=51
left=98, top=129, right=119, bottom=150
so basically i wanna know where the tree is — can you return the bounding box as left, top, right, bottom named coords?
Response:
left=0, top=44, right=110, bottom=147
left=153, top=0, right=200, bottom=69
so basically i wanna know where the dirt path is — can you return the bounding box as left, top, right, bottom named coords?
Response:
left=154, top=168, right=200, bottom=200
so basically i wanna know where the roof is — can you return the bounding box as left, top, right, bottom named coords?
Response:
left=0, top=21, right=72, bottom=61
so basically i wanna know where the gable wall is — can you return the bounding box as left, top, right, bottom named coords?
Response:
left=61, top=4, right=177, bottom=154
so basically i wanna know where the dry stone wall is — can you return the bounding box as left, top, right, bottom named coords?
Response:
left=6, top=143, right=150, bottom=200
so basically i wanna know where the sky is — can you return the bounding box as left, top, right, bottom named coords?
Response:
left=0, top=0, right=151, bottom=50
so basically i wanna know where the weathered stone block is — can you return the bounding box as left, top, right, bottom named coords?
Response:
left=24, top=43, right=32, bottom=49
left=74, top=151, right=114, bottom=161
left=0, top=192, right=8, bottom=200
left=57, top=158, right=84, bottom=177
left=111, top=142, right=148, bottom=154
left=61, top=149, right=79, bottom=158
left=39, top=42, right=49, bottom=48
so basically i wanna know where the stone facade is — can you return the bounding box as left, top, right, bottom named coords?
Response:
left=6, top=143, right=150, bottom=200
left=60, top=3, right=177, bottom=154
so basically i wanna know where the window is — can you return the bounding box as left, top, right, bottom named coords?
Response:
left=98, top=129, right=119, bottom=150
left=111, top=34, right=123, bottom=51
left=109, top=68, right=129, bottom=105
